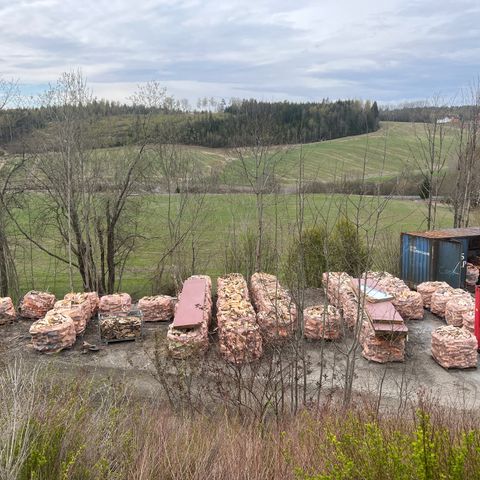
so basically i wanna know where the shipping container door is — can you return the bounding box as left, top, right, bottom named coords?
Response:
left=436, top=240, right=464, bottom=288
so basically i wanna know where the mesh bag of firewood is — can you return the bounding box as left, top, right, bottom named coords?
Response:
left=445, top=295, right=474, bottom=327
left=360, top=319, right=405, bottom=363
left=29, top=310, right=76, bottom=353
left=217, top=273, right=262, bottom=363
left=250, top=272, right=297, bottom=340
left=466, top=263, right=480, bottom=287
left=20, top=291, right=56, bottom=319
left=431, top=325, right=478, bottom=369
left=304, top=304, right=342, bottom=340
left=85, top=292, right=99, bottom=317
left=0, top=297, right=16, bottom=325
left=431, top=287, right=465, bottom=318
left=63, top=292, right=93, bottom=318
left=364, top=271, right=409, bottom=296
left=98, top=293, right=132, bottom=315
left=416, top=282, right=449, bottom=309
left=462, top=310, right=475, bottom=335
left=391, top=290, right=424, bottom=320
left=99, top=314, right=142, bottom=342
left=322, top=272, right=352, bottom=307
left=53, top=298, right=90, bottom=334
left=167, top=322, right=209, bottom=359
left=138, top=295, right=175, bottom=322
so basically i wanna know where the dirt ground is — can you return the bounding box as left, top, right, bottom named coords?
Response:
left=2, top=289, right=480, bottom=408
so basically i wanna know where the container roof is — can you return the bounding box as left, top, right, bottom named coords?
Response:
left=405, top=227, right=480, bottom=239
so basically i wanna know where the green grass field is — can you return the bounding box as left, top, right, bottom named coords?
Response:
left=12, top=193, right=454, bottom=300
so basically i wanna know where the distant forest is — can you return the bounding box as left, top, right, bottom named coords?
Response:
left=0, top=98, right=380, bottom=150
left=379, top=105, right=477, bottom=123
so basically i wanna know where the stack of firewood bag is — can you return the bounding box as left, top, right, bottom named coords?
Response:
left=445, top=294, right=474, bottom=327
left=167, top=275, right=212, bottom=359
left=322, top=272, right=352, bottom=307
left=304, top=304, right=342, bottom=340
left=364, top=272, right=424, bottom=320
left=360, top=319, right=405, bottom=363
left=250, top=272, right=297, bottom=340
left=416, top=281, right=449, bottom=309
left=20, top=291, right=56, bottom=319
left=217, top=273, right=263, bottom=364
left=99, top=315, right=142, bottom=342
left=99, top=293, right=132, bottom=315
left=53, top=298, right=90, bottom=334
left=85, top=292, right=99, bottom=317
left=466, top=263, right=480, bottom=287
left=63, top=293, right=92, bottom=319
left=431, top=325, right=478, bottom=369
left=431, top=287, right=465, bottom=318
left=0, top=297, right=16, bottom=325
left=463, top=310, right=475, bottom=335
left=30, top=310, right=76, bottom=353
left=138, top=295, right=175, bottom=322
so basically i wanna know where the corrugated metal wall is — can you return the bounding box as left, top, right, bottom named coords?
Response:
left=401, top=234, right=432, bottom=288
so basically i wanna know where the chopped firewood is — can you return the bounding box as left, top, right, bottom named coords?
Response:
left=99, top=315, right=141, bottom=342
left=304, top=304, right=342, bottom=340
left=98, top=293, right=132, bottom=316
left=167, top=322, right=209, bottom=359
left=416, top=282, right=449, bottom=309
left=322, top=272, right=352, bottom=307
left=360, top=319, right=405, bottom=363
left=29, top=310, right=76, bottom=353
left=431, top=287, right=465, bottom=318
left=466, top=263, right=479, bottom=287
left=431, top=325, right=478, bottom=369
left=392, top=290, right=424, bottom=320
left=63, top=293, right=92, bottom=319
left=53, top=298, right=90, bottom=334
left=138, top=295, right=175, bottom=322
left=0, top=297, right=16, bottom=325
left=463, top=310, right=475, bottom=335
left=20, top=291, right=56, bottom=319
left=250, top=272, right=297, bottom=341
left=445, top=295, right=474, bottom=327
left=217, top=273, right=262, bottom=363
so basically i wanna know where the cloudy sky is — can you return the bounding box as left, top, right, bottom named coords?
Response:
left=1, top=0, right=479, bottom=105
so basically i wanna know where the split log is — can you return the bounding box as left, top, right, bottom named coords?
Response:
left=98, top=293, right=132, bottom=316
left=304, top=304, right=342, bottom=340
left=416, top=281, right=449, bottom=309
left=217, top=273, right=262, bottom=363
left=360, top=319, right=405, bottom=363
left=20, top=291, right=56, bottom=319
left=250, top=272, right=297, bottom=340
left=431, top=287, right=465, bottom=318
left=138, top=295, right=176, bottom=322
left=54, top=298, right=90, bottom=334
left=445, top=295, right=474, bottom=327
left=0, top=297, right=16, bottom=325
left=431, top=325, right=478, bottom=369
left=30, top=310, right=76, bottom=353
left=99, top=315, right=142, bottom=342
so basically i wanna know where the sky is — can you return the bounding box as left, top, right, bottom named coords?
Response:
left=1, top=0, right=479, bottom=106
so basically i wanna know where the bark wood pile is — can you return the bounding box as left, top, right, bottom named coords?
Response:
left=431, top=287, right=465, bottom=318
left=20, top=291, right=56, bottom=319
left=99, top=315, right=142, bottom=342
left=53, top=298, right=90, bottom=335
left=445, top=295, right=474, bottom=327
left=364, top=271, right=424, bottom=320
left=360, top=319, right=406, bottom=363
left=250, top=272, right=297, bottom=340
left=304, top=305, right=342, bottom=340
left=29, top=310, right=76, bottom=353
left=466, top=263, right=480, bottom=287
left=416, top=282, right=449, bottom=309
left=167, top=275, right=212, bottom=359
left=217, top=273, right=263, bottom=364
left=98, top=293, right=132, bottom=316
left=431, top=325, right=478, bottom=369
left=0, top=297, right=16, bottom=325
left=138, top=295, right=175, bottom=322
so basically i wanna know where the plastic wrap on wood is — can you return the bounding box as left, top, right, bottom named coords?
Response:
left=138, top=295, right=175, bottom=322
left=250, top=272, right=297, bottom=340
left=0, top=297, right=16, bottom=325
left=360, top=319, right=405, bottom=363
left=20, top=291, right=56, bottom=319
left=98, top=293, right=132, bottom=316
left=416, top=282, right=449, bottom=309
left=304, top=304, right=342, bottom=340
left=217, top=273, right=262, bottom=363
left=29, top=310, right=76, bottom=353
left=445, top=295, right=474, bottom=327
left=431, top=325, right=478, bottom=369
